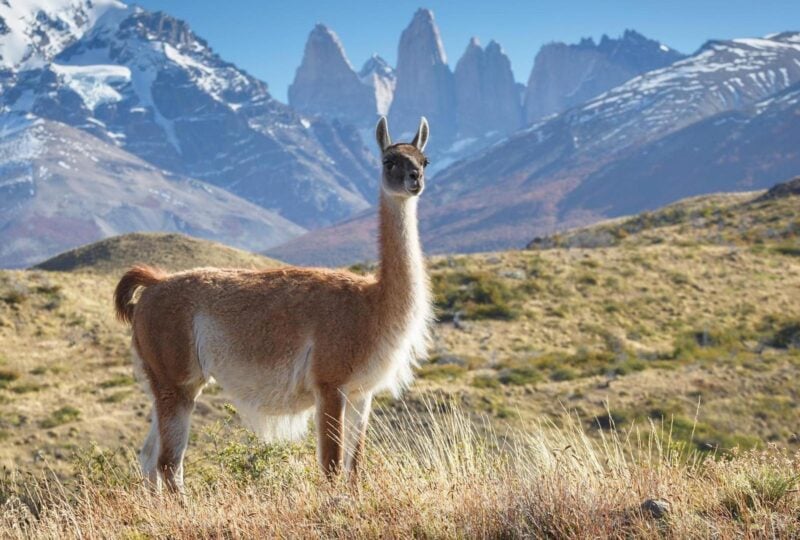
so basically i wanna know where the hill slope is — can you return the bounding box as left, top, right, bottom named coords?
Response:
left=34, top=232, right=282, bottom=274
left=1, top=184, right=798, bottom=483
left=0, top=117, right=303, bottom=269
left=530, top=177, right=800, bottom=250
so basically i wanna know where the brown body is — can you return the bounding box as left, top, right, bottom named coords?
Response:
left=114, top=117, right=432, bottom=491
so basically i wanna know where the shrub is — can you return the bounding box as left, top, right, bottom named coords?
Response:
left=497, top=366, right=540, bottom=386
left=433, top=270, right=518, bottom=320
left=0, top=369, right=20, bottom=388
left=593, top=410, right=629, bottom=430
left=99, top=374, right=136, bottom=389
left=767, top=320, right=800, bottom=349
left=470, top=373, right=500, bottom=389
left=417, top=364, right=466, bottom=381
left=773, top=244, right=800, bottom=257
left=550, top=366, right=579, bottom=381
left=40, top=406, right=81, bottom=428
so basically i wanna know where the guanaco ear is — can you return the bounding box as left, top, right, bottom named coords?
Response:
left=375, top=116, right=391, bottom=152
left=411, top=116, right=429, bottom=152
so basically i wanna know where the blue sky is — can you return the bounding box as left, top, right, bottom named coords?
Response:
left=136, top=1, right=800, bottom=103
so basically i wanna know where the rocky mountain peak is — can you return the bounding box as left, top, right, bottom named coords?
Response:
left=288, top=23, right=375, bottom=125
left=523, top=30, right=685, bottom=123
left=389, top=8, right=455, bottom=142
left=406, top=8, right=446, bottom=63
left=359, top=54, right=393, bottom=79
left=454, top=36, right=522, bottom=138
left=119, top=10, right=200, bottom=49
left=359, top=54, right=396, bottom=116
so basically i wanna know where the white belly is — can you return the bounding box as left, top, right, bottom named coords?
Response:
left=193, top=313, right=315, bottom=442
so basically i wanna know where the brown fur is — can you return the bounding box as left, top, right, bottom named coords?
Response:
left=114, top=265, right=166, bottom=324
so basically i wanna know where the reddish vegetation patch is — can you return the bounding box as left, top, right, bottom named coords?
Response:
left=15, top=215, right=101, bottom=245
left=220, top=216, right=244, bottom=237
left=138, top=195, right=162, bottom=210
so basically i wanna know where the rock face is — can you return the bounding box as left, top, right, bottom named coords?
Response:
left=359, top=55, right=396, bottom=116
left=1, top=6, right=379, bottom=229
left=524, top=30, right=685, bottom=123
left=288, top=24, right=376, bottom=126
left=389, top=8, right=456, bottom=143
left=454, top=38, right=522, bottom=138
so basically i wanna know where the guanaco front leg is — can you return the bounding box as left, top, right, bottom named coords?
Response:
left=344, top=393, right=372, bottom=478
left=316, top=385, right=346, bottom=478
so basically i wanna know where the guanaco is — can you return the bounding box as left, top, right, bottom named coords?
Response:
left=114, top=116, right=432, bottom=491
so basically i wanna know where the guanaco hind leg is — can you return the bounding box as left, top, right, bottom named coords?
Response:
left=139, top=409, right=160, bottom=489
left=315, top=385, right=346, bottom=478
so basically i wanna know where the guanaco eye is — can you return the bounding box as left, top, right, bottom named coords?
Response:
left=383, top=160, right=394, bottom=170
left=423, top=158, right=430, bottom=168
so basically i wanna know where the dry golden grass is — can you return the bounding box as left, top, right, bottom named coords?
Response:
left=3, top=401, right=800, bottom=538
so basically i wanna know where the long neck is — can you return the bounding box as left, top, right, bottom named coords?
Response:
left=377, top=192, right=427, bottom=321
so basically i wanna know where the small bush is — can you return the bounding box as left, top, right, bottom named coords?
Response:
left=497, top=366, right=540, bottom=386
left=609, top=357, right=646, bottom=376
left=101, top=391, right=132, bottom=403
left=433, top=270, right=518, bottom=320
left=593, top=410, right=629, bottom=430
left=40, top=406, right=81, bottom=428
left=470, top=373, right=500, bottom=389
left=550, top=366, right=579, bottom=381
left=720, top=467, right=799, bottom=518
left=99, top=374, right=136, bottom=389
left=417, top=364, right=466, bottom=381
left=0, top=369, right=20, bottom=388
left=10, top=382, right=43, bottom=394
left=773, top=244, right=800, bottom=257
left=1, top=287, right=28, bottom=305
left=767, top=320, right=800, bottom=349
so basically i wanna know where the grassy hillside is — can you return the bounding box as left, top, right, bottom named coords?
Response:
left=34, top=232, right=282, bottom=274
left=1, top=183, right=799, bottom=537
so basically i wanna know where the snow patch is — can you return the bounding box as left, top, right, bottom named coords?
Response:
left=51, top=63, right=131, bottom=110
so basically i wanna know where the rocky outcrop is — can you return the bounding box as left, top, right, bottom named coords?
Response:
left=454, top=38, right=522, bottom=138
left=524, top=30, right=684, bottom=123
left=388, top=8, right=456, bottom=144
left=288, top=24, right=376, bottom=126
left=359, top=54, right=396, bottom=116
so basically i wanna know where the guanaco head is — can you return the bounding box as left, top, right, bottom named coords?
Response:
left=375, top=116, right=429, bottom=198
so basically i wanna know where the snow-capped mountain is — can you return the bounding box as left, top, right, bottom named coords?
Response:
left=0, top=115, right=304, bottom=268
left=270, top=31, right=800, bottom=264
left=523, top=30, right=685, bottom=123
left=2, top=4, right=378, bottom=229
left=0, top=0, right=122, bottom=70
left=563, top=78, right=800, bottom=215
